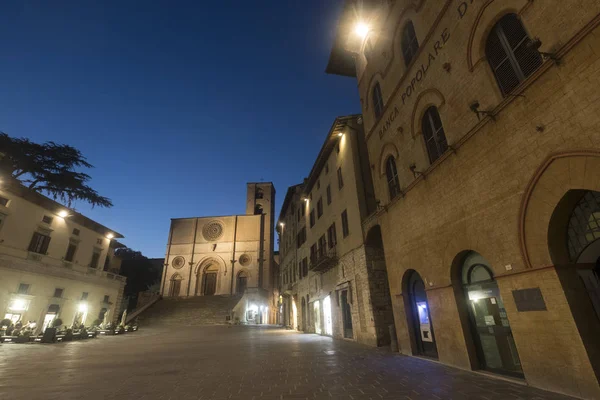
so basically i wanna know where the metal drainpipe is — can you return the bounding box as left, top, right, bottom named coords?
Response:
left=230, top=215, right=238, bottom=295
left=160, top=225, right=174, bottom=295
left=186, top=218, right=199, bottom=297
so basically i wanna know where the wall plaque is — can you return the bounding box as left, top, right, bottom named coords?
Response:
left=512, top=288, right=547, bottom=312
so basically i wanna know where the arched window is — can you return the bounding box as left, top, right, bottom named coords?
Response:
left=385, top=156, right=401, bottom=200
left=485, top=14, right=542, bottom=96
left=567, top=191, right=600, bottom=262
left=401, top=21, right=419, bottom=67
left=422, top=106, right=448, bottom=164
left=372, top=82, right=384, bottom=119
left=255, top=188, right=264, bottom=199
left=254, top=204, right=263, bottom=215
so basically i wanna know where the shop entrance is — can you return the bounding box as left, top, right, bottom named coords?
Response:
left=313, top=301, right=321, bottom=334
left=406, top=271, right=437, bottom=358
left=341, top=290, right=353, bottom=338
left=323, top=295, right=333, bottom=336
left=460, top=251, right=523, bottom=377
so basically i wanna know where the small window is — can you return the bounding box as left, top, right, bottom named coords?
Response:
left=0, top=196, right=9, bottom=207
left=422, top=106, right=448, bottom=164
left=317, top=180, right=321, bottom=190
left=81, top=292, right=88, bottom=300
left=341, top=210, right=350, bottom=238
left=326, top=185, right=332, bottom=205
left=64, top=242, right=77, bottom=262
left=337, top=167, right=344, bottom=190
left=28, top=232, right=51, bottom=254
left=72, top=228, right=80, bottom=236
left=53, top=288, right=63, bottom=298
left=401, top=20, right=419, bottom=67
left=310, top=209, right=315, bottom=228
left=255, top=188, right=264, bottom=199
left=327, top=223, right=337, bottom=248
left=298, top=262, right=303, bottom=280
left=386, top=156, right=401, bottom=200
left=301, top=204, right=306, bottom=217
left=486, top=14, right=542, bottom=96
left=90, top=250, right=101, bottom=269
left=325, top=163, right=329, bottom=174
left=42, top=215, right=53, bottom=225
left=372, top=82, right=384, bottom=119
left=17, top=283, right=30, bottom=295
left=302, top=257, right=308, bottom=277
left=317, top=198, right=323, bottom=219
left=297, top=209, right=300, bottom=222
left=96, top=238, right=103, bottom=245
left=103, top=295, right=110, bottom=303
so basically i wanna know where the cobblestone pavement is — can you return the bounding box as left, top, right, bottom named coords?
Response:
left=0, top=325, right=573, bottom=400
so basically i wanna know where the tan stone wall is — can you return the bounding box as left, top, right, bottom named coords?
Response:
left=348, top=0, right=600, bottom=398
left=161, top=215, right=262, bottom=297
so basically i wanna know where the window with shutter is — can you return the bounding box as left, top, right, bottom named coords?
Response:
left=401, top=21, right=419, bottom=67
left=386, top=156, right=401, bottom=200
left=422, top=107, right=448, bottom=164
left=486, top=14, right=542, bottom=96
left=29, top=232, right=51, bottom=254
left=372, top=82, right=384, bottom=119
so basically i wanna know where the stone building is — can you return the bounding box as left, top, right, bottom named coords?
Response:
left=160, top=182, right=277, bottom=324
left=0, top=181, right=126, bottom=331
left=327, top=0, right=600, bottom=398
left=277, top=115, right=394, bottom=346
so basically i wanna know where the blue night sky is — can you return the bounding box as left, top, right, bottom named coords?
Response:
left=0, top=1, right=360, bottom=257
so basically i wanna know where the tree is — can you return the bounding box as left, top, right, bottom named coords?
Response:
left=0, top=133, right=112, bottom=208
left=116, top=247, right=164, bottom=310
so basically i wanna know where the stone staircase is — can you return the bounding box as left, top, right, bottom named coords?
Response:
left=136, top=295, right=243, bottom=327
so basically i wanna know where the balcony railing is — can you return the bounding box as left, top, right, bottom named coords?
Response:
left=310, top=247, right=337, bottom=273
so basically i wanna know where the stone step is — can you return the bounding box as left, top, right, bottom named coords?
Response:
left=136, top=295, right=243, bottom=327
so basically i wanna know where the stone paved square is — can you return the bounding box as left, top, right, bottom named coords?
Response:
left=0, top=326, right=573, bottom=400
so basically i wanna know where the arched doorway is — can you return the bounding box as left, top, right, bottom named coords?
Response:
left=169, top=273, right=182, bottom=297
left=199, top=264, right=218, bottom=296
left=458, top=251, right=523, bottom=377
left=405, top=270, right=438, bottom=358
left=549, top=190, right=600, bottom=319
left=301, top=297, right=306, bottom=332
left=236, top=271, right=248, bottom=294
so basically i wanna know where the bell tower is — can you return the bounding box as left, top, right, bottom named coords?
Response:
left=246, top=182, right=275, bottom=290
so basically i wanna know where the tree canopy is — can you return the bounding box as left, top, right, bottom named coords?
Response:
left=0, top=133, right=112, bottom=208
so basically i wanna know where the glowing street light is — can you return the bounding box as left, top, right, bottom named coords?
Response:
left=58, top=210, right=70, bottom=218
left=106, top=233, right=114, bottom=240
left=355, top=22, right=369, bottom=39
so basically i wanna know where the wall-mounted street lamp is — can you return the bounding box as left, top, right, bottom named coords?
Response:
left=469, top=101, right=496, bottom=121
left=527, top=38, right=560, bottom=64
left=106, top=233, right=114, bottom=240
left=409, top=164, right=426, bottom=179
left=58, top=210, right=70, bottom=218
left=354, top=22, right=369, bottom=39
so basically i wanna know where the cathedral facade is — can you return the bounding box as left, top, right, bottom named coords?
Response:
left=159, top=182, right=277, bottom=323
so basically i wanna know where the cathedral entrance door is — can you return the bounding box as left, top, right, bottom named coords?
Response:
left=203, top=272, right=217, bottom=296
